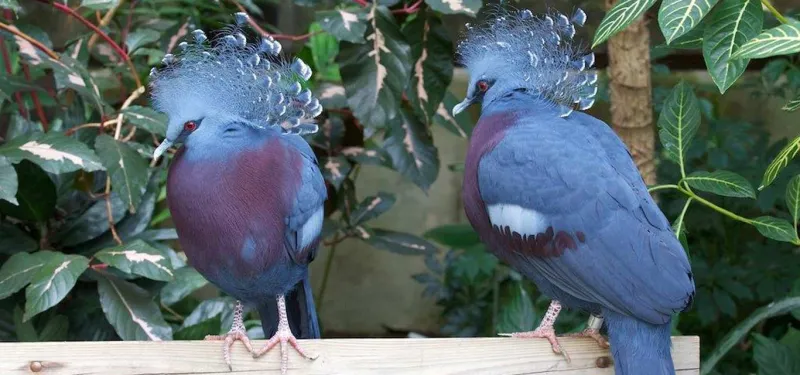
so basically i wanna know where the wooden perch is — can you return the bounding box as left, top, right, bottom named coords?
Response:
left=0, top=336, right=699, bottom=374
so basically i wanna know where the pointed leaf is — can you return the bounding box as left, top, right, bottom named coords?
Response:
left=358, top=227, right=438, bottom=255
left=0, top=222, right=38, bottom=255
left=732, top=22, right=800, bottom=59
left=760, top=136, right=800, bottom=190
left=496, top=283, right=536, bottom=333
left=24, top=252, right=89, bottom=321
left=383, top=109, right=440, bottom=191
left=316, top=9, right=367, bottom=43
left=702, top=0, right=763, bottom=93
left=95, top=240, right=175, bottom=281
left=684, top=170, right=755, bottom=198
left=125, top=29, right=160, bottom=53
left=0, top=132, right=104, bottom=174
left=786, top=175, right=800, bottom=227
left=402, top=9, right=453, bottom=123
left=349, top=192, right=396, bottom=225
left=423, top=224, right=481, bottom=249
left=97, top=274, right=172, bottom=341
left=0, top=157, right=18, bottom=205
left=750, top=216, right=797, bottom=243
left=593, top=0, right=658, bottom=47
left=309, top=114, right=345, bottom=151
left=53, top=192, right=127, bottom=247
left=320, top=156, right=352, bottom=189
left=669, top=24, right=707, bottom=49
left=425, top=0, right=481, bottom=16
left=160, top=266, right=209, bottom=305
left=95, top=135, right=149, bottom=212
left=433, top=92, right=472, bottom=138
left=0, top=75, right=49, bottom=103
left=81, top=0, right=119, bottom=10
left=0, top=160, right=56, bottom=222
left=307, top=23, right=341, bottom=81
left=121, top=106, right=168, bottom=137
left=658, top=81, right=700, bottom=169
left=338, top=6, right=411, bottom=128
left=315, top=83, right=347, bottom=109
left=0, top=252, right=49, bottom=300
left=783, top=93, right=800, bottom=112
left=174, top=315, right=222, bottom=340
left=182, top=297, right=235, bottom=335
left=659, top=0, right=719, bottom=44
left=341, top=146, right=389, bottom=166
left=752, top=334, right=800, bottom=375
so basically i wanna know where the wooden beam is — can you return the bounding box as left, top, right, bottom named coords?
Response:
left=0, top=336, right=698, bottom=374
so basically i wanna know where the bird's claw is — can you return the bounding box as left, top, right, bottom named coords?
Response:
left=564, top=328, right=610, bottom=349
left=204, top=330, right=255, bottom=371
left=253, top=327, right=317, bottom=375
left=499, top=327, right=571, bottom=362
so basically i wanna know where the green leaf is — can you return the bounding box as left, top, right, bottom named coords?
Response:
left=0, top=222, right=38, bottom=255
left=0, top=132, right=104, bottom=174
left=182, top=297, right=235, bottom=335
left=0, top=160, right=56, bottom=222
left=0, top=74, right=50, bottom=103
left=702, top=0, right=763, bottom=93
left=496, top=284, right=536, bottom=334
left=95, top=135, right=149, bottom=212
left=160, top=266, right=208, bottom=306
left=425, top=0, right=481, bottom=16
left=423, top=224, right=481, bottom=249
left=0, top=156, right=18, bottom=205
left=316, top=8, right=367, bottom=43
left=13, top=305, right=38, bottom=342
left=320, top=156, right=352, bottom=189
left=125, top=29, right=160, bottom=53
left=451, top=244, right=497, bottom=280
left=383, top=109, right=440, bottom=191
left=121, top=106, right=168, bottom=137
left=593, top=0, right=658, bottom=48
left=315, top=83, right=347, bottom=109
left=701, top=297, right=800, bottom=375
left=174, top=315, right=221, bottom=340
left=81, top=0, right=119, bottom=10
left=53, top=193, right=126, bottom=247
left=358, top=227, right=438, bottom=255
left=348, top=192, right=396, bottom=225
left=433, top=92, right=472, bottom=138
left=402, top=9, right=453, bottom=123
left=97, top=273, right=173, bottom=341
left=0, top=0, right=21, bottom=12
left=783, top=93, right=800, bottom=112
left=19, top=48, right=107, bottom=112
left=683, top=170, right=755, bottom=198
left=752, top=334, right=800, bottom=375
left=341, top=146, right=388, bottom=166
left=0, top=252, right=49, bottom=300
left=39, top=314, right=69, bottom=341
left=659, top=0, right=719, bottom=44
left=713, top=289, right=737, bottom=316
left=750, top=216, right=797, bottom=243
left=732, top=22, right=800, bottom=59
left=95, top=240, right=175, bottom=281
left=338, top=6, right=411, bottom=128
left=786, top=175, right=800, bottom=227
left=24, top=252, right=90, bottom=321
left=760, top=136, right=800, bottom=190
left=657, top=81, right=700, bottom=170
left=306, top=23, right=341, bottom=81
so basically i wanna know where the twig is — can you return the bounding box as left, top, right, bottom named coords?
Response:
left=761, top=0, right=788, bottom=24
left=114, top=86, right=146, bottom=139
left=105, top=176, right=123, bottom=245
left=392, top=0, right=424, bottom=14
left=353, top=0, right=369, bottom=7
left=161, top=302, right=185, bottom=321
left=20, top=64, right=48, bottom=130
left=121, top=126, right=136, bottom=142
left=0, top=21, right=60, bottom=60
left=88, top=0, right=125, bottom=50
left=64, top=119, right=117, bottom=135
left=227, top=0, right=321, bottom=41
left=316, top=235, right=345, bottom=314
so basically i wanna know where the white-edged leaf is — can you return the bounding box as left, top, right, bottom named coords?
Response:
left=94, top=134, right=149, bottom=212
left=358, top=227, right=438, bottom=255
left=786, top=175, right=800, bottom=227
left=0, top=252, right=49, bottom=300
left=349, top=192, right=396, bottom=225
left=383, top=109, right=440, bottom=191
left=125, top=29, right=160, bottom=53
left=425, top=0, right=481, bottom=16
left=0, top=132, right=104, bottom=174
left=783, top=93, right=800, bottom=112
left=97, top=273, right=172, bottom=341
left=160, top=266, right=208, bottom=305
left=121, top=106, right=168, bottom=137
left=760, top=136, right=800, bottom=190
left=593, top=0, right=658, bottom=47
left=0, top=157, right=18, bottom=205
left=402, top=9, right=453, bottom=124
left=338, top=6, right=411, bottom=128
left=23, top=252, right=89, bottom=321
left=732, top=22, right=800, bottom=59
left=81, top=0, right=119, bottom=9
left=751, top=216, right=797, bottom=243
left=95, top=239, right=174, bottom=281
left=684, top=170, right=755, bottom=198
left=316, top=8, right=367, bottom=43
left=433, top=92, right=473, bottom=138
left=320, top=156, right=352, bottom=189
left=702, top=0, right=763, bottom=93
left=659, top=0, right=719, bottom=44
left=658, top=81, right=700, bottom=170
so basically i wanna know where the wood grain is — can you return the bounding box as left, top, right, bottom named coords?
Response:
left=0, top=336, right=699, bottom=374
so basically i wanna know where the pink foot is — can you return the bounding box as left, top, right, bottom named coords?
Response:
left=204, top=301, right=253, bottom=370
left=500, top=327, right=569, bottom=360
left=252, top=295, right=318, bottom=375
left=564, top=328, right=610, bottom=349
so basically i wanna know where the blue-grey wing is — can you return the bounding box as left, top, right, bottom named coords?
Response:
left=283, top=135, right=326, bottom=265
left=478, top=113, right=693, bottom=324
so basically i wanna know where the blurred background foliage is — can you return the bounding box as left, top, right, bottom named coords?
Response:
left=0, top=1, right=799, bottom=375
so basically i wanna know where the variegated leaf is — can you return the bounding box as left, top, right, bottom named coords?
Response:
left=658, top=81, right=700, bottom=171
left=751, top=216, right=797, bottom=243
left=95, top=135, right=149, bottom=212
left=593, top=0, right=658, bottom=47
left=315, top=83, right=347, bottom=109
left=732, top=22, right=800, bottom=59
left=0, top=252, right=49, bottom=300
left=97, top=274, right=173, bottom=341
left=341, top=146, right=388, bottom=166
left=24, top=252, right=89, bottom=321
left=320, top=156, right=352, bottom=189
left=402, top=9, right=453, bottom=122
left=784, top=93, right=800, bottom=112
left=786, top=175, right=800, bottom=227
left=160, top=267, right=208, bottom=306
left=349, top=192, right=396, bottom=225
left=0, top=132, right=104, bottom=174
left=425, top=0, right=481, bottom=16
left=0, top=157, right=18, bottom=205
left=684, top=170, right=756, bottom=198
left=316, top=8, right=367, bottom=43
left=760, top=136, right=800, bottom=190
left=702, top=0, right=763, bottom=93
left=433, top=92, right=473, bottom=138
left=383, top=110, right=440, bottom=191
left=359, top=227, right=438, bottom=254
left=659, top=0, right=719, bottom=44
left=95, top=240, right=174, bottom=281
left=122, top=106, right=168, bottom=137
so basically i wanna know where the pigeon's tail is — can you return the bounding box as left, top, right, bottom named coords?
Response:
left=604, top=309, right=675, bottom=375
left=258, top=274, right=320, bottom=339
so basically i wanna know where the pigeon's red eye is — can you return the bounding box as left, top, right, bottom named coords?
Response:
left=477, top=80, right=489, bottom=92
left=184, top=121, right=197, bottom=131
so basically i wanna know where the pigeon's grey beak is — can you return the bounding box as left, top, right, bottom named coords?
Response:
left=452, top=97, right=475, bottom=116
left=153, top=139, right=173, bottom=160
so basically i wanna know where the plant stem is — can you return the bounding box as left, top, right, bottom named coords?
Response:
left=105, top=176, right=123, bottom=245
left=679, top=186, right=753, bottom=225
left=87, top=0, right=125, bottom=50
left=227, top=0, right=320, bottom=41
left=20, top=64, right=48, bottom=130
left=761, top=0, right=789, bottom=24
left=674, top=198, right=693, bottom=236
left=315, top=239, right=340, bottom=315
left=648, top=184, right=681, bottom=192
left=0, top=21, right=59, bottom=59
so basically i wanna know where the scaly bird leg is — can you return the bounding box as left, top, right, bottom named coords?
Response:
left=252, top=294, right=318, bottom=375
left=564, top=314, right=609, bottom=349
left=499, top=300, right=570, bottom=361
left=204, top=300, right=254, bottom=370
